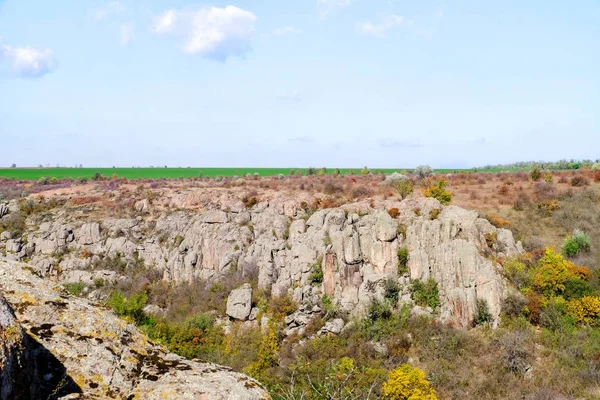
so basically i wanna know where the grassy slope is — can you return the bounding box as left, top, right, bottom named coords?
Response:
left=0, top=167, right=469, bottom=180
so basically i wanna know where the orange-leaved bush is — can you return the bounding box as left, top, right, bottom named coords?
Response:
left=382, top=364, right=437, bottom=400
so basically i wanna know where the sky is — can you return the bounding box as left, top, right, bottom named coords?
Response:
left=0, top=0, right=598, bottom=168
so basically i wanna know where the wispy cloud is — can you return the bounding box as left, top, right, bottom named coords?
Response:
left=276, top=89, right=303, bottom=102
left=120, top=24, right=134, bottom=46
left=357, top=14, right=404, bottom=38
left=379, top=138, right=424, bottom=148
left=318, top=0, right=353, bottom=19
left=152, top=6, right=257, bottom=61
left=274, top=26, right=303, bottom=36
left=0, top=43, right=58, bottom=78
left=94, top=1, right=123, bottom=20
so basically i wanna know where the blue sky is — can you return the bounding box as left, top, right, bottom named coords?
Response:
left=0, top=0, right=598, bottom=168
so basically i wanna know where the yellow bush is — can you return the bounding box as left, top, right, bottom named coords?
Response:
left=567, top=296, right=600, bottom=325
left=382, top=364, right=437, bottom=400
left=533, top=248, right=571, bottom=295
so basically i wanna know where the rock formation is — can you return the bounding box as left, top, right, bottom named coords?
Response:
left=0, top=194, right=522, bottom=329
left=0, top=258, right=270, bottom=400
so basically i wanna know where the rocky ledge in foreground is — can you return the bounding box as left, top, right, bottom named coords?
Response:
left=0, top=258, right=270, bottom=400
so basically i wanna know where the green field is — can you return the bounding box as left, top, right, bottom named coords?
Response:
left=0, top=167, right=477, bottom=180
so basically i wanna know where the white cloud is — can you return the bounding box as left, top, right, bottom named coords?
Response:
left=357, top=14, right=404, bottom=37
left=94, top=1, right=123, bottom=20
left=0, top=44, right=57, bottom=78
left=152, top=6, right=256, bottom=61
left=153, top=9, right=177, bottom=34
left=120, top=24, right=134, bottom=46
left=274, top=26, right=302, bottom=36
left=318, top=0, right=353, bottom=19
left=276, top=89, right=302, bottom=102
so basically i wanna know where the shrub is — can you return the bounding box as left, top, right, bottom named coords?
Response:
left=382, top=364, right=437, bottom=400
left=501, top=258, right=531, bottom=290
left=245, top=324, right=280, bottom=379
left=384, top=279, right=401, bottom=303
left=563, top=278, right=596, bottom=300
left=570, top=175, right=589, bottom=187
left=309, top=259, right=324, bottom=284
left=107, top=290, right=149, bottom=325
left=498, top=330, right=532, bottom=374
left=410, top=278, right=440, bottom=309
left=592, top=162, right=600, bottom=171
left=502, top=294, right=527, bottom=317
left=64, top=282, right=85, bottom=296
left=537, top=200, right=560, bottom=216
left=429, top=209, right=440, bottom=220
left=567, top=296, right=600, bottom=325
left=530, top=168, right=541, bottom=181
left=394, top=179, right=414, bottom=200
left=562, top=231, right=591, bottom=257
left=473, top=299, right=493, bottom=326
left=486, top=214, right=512, bottom=228
left=397, top=247, right=409, bottom=275
left=532, top=248, right=572, bottom=296
left=512, top=192, right=531, bottom=211
left=423, top=179, right=452, bottom=205
left=388, top=208, right=400, bottom=219
left=268, top=295, right=297, bottom=320
left=368, top=299, right=392, bottom=322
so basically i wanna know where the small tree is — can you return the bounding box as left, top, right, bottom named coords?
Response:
left=414, top=165, right=433, bottom=179
left=530, top=168, right=541, bottom=181
left=382, top=364, right=437, bottom=400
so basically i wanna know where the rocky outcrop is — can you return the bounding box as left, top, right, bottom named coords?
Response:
left=227, top=283, right=253, bottom=320
left=0, top=258, right=270, bottom=399
left=2, top=195, right=522, bottom=328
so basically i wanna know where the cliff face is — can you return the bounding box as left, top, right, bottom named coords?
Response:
left=0, top=259, right=270, bottom=400
left=1, top=195, right=521, bottom=328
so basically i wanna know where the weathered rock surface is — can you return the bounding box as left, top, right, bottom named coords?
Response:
left=2, top=195, right=521, bottom=328
left=0, top=258, right=270, bottom=400
left=227, top=283, right=253, bottom=320
left=0, top=203, right=8, bottom=219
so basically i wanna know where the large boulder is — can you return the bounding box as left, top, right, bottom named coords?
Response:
left=227, top=283, right=253, bottom=320
left=0, top=258, right=270, bottom=400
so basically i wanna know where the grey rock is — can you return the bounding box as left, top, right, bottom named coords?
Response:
left=0, top=258, right=270, bottom=399
left=226, top=283, right=253, bottom=320
left=0, top=231, right=11, bottom=241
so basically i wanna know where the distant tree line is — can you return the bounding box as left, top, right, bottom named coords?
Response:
left=480, top=159, right=600, bottom=171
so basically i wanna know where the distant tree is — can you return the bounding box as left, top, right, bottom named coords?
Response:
left=415, top=165, right=433, bottom=179
left=10, top=163, right=16, bottom=168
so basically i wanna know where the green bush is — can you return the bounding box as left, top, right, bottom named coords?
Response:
left=368, top=299, right=392, bottom=322
left=397, top=247, right=409, bottom=275
left=107, top=290, right=149, bottom=325
left=563, top=278, right=596, bottom=300
left=309, top=261, right=324, bottom=284
left=473, top=299, right=493, bottom=326
left=383, top=279, right=401, bottom=303
left=64, top=282, right=85, bottom=296
left=410, top=278, right=440, bottom=309
left=562, top=231, right=591, bottom=257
